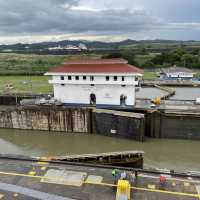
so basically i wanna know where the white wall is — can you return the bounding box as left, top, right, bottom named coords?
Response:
left=53, top=84, right=135, bottom=106
left=50, top=74, right=138, bottom=85
left=47, top=73, right=141, bottom=106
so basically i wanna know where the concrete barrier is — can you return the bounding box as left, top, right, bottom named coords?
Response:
left=0, top=106, right=90, bottom=133
left=0, top=106, right=145, bottom=141
left=92, top=109, right=145, bottom=141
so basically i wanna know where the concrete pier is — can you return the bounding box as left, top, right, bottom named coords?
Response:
left=154, top=85, right=176, bottom=100
left=142, top=80, right=200, bottom=87
left=0, top=156, right=198, bottom=200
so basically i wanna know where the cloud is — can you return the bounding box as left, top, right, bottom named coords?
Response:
left=167, top=22, right=200, bottom=30
left=0, top=0, right=162, bottom=36
left=0, top=0, right=200, bottom=43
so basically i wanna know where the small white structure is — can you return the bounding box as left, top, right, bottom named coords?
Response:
left=48, top=43, right=87, bottom=51
left=195, top=98, right=200, bottom=104
left=78, top=43, right=87, bottom=50
left=48, top=46, right=63, bottom=50
left=45, top=59, right=143, bottom=107
left=160, top=65, right=195, bottom=80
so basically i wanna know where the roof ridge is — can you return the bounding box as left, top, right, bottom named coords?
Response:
left=46, top=60, right=143, bottom=74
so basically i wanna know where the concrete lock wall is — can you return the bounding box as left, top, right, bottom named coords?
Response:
left=2, top=104, right=199, bottom=140
left=146, top=110, right=200, bottom=140
left=160, top=113, right=200, bottom=140
left=92, top=109, right=145, bottom=141
left=0, top=107, right=145, bottom=141
left=0, top=107, right=90, bottom=133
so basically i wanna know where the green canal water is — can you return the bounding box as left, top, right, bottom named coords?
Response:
left=136, top=87, right=200, bottom=100
left=0, top=129, right=199, bottom=172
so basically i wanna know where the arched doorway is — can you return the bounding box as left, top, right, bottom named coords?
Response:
left=90, top=93, right=96, bottom=105
left=120, top=94, right=127, bottom=106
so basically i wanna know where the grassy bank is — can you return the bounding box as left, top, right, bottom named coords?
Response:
left=143, top=71, right=158, bottom=80
left=0, top=53, right=101, bottom=75
left=0, top=72, right=158, bottom=94
left=0, top=75, right=52, bottom=94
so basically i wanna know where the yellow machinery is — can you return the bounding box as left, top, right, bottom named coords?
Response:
left=116, top=180, right=131, bottom=200
left=152, top=97, right=161, bottom=105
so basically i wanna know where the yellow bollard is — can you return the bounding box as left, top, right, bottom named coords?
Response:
left=152, top=97, right=161, bottom=105
left=116, top=180, right=131, bottom=200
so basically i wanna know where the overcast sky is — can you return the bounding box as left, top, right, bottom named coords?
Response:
left=0, top=0, right=200, bottom=44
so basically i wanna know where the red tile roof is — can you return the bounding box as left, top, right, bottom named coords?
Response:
left=47, top=59, right=143, bottom=74
left=63, top=58, right=127, bottom=64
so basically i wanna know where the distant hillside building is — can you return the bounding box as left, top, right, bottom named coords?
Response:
left=45, top=58, right=143, bottom=107
left=48, top=43, right=87, bottom=51
left=78, top=43, right=87, bottom=50
left=160, top=65, right=195, bottom=80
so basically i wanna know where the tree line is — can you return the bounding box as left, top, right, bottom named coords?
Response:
left=103, top=48, right=200, bottom=69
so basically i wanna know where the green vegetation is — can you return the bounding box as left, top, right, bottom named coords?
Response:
left=0, top=53, right=101, bottom=75
left=0, top=75, right=52, bottom=94
left=134, top=54, right=156, bottom=68
left=143, top=71, right=158, bottom=80
left=1, top=49, right=200, bottom=94
left=0, top=53, right=101, bottom=94
left=149, top=48, right=200, bottom=68
left=0, top=53, right=65, bottom=75
left=119, top=41, right=200, bottom=50
left=104, top=48, right=200, bottom=69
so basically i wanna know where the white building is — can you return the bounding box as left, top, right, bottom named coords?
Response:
left=45, top=59, right=143, bottom=107
left=78, top=43, right=87, bottom=50
left=48, top=44, right=87, bottom=51
left=160, top=65, right=195, bottom=80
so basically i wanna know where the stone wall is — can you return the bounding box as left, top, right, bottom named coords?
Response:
left=0, top=106, right=90, bottom=133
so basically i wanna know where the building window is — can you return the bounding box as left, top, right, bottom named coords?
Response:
left=75, top=76, right=79, bottom=80
left=90, top=76, right=94, bottom=81
left=68, top=76, right=72, bottom=80
left=60, top=76, right=64, bottom=80
left=106, top=76, right=109, bottom=81
left=122, top=76, right=125, bottom=81
left=61, top=84, right=65, bottom=86
left=83, top=76, right=87, bottom=80
left=114, top=76, right=118, bottom=81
